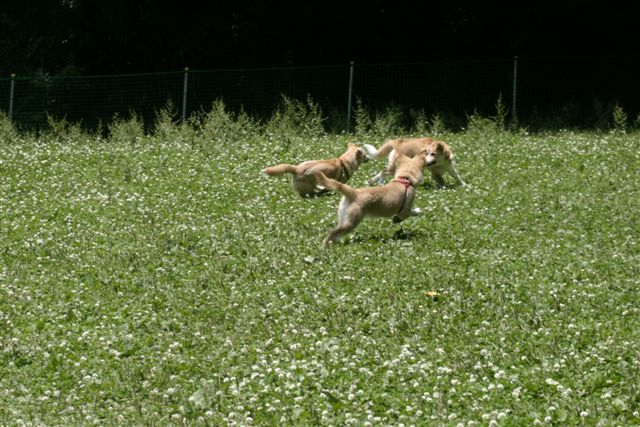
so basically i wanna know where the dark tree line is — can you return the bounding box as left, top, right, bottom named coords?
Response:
left=1, top=0, right=637, bottom=76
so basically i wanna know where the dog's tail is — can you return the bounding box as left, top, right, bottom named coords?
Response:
left=363, top=139, right=395, bottom=160
left=315, top=172, right=357, bottom=200
left=262, top=164, right=297, bottom=176
left=363, top=144, right=379, bottom=159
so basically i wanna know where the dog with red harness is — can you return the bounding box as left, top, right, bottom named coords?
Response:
left=314, top=149, right=434, bottom=248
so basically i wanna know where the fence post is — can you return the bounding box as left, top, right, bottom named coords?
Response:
left=511, top=56, right=518, bottom=128
left=346, top=61, right=355, bottom=132
left=181, top=67, right=189, bottom=123
left=9, top=73, right=15, bottom=122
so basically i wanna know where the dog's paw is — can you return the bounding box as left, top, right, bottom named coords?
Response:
left=392, top=215, right=403, bottom=224
left=314, top=187, right=332, bottom=197
left=368, top=175, right=384, bottom=186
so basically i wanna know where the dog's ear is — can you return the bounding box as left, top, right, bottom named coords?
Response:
left=435, top=142, right=445, bottom=153
left=438, top=142, right=454, bottom=160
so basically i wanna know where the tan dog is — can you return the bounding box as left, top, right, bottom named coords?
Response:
left=262, top=143, right=369, bottom=197
left=364, top=137, right=465, bottom=186
left=315, top=150, right=433, bottom=248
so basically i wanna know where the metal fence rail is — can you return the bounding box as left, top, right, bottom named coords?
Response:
left=1, top=56, right=638, bottom=132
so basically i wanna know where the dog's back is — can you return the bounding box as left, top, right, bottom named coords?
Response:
left=366, top=137, right=436, bottom=160
left=393, top=137, right=436, bottom=157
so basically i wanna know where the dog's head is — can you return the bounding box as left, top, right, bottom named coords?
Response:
left=422, top=142, right=447, bottom=167
left=347, top=142, right=370, bottom=164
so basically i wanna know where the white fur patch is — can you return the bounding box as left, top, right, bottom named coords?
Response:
left=337, top=197, right=349, bottom=225
left=363, top=144, right=378, bottom=159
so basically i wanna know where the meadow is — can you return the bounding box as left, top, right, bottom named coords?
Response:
left=1, top=102, right=639, bottom=426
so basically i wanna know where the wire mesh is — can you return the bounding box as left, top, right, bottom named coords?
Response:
left=7, top=71, right=184, bottom=131
left=0, top=56, right=638, bottom=132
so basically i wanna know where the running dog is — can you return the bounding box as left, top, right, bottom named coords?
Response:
left=315, top=149, right=433, bottom=248
left=364, top=137, right=465, bottom=186
left=262, top=143, right=369, bottom=197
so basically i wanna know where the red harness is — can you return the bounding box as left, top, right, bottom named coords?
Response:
left=393, top=176, right=413, bottom=189
left=392, top=176, right=414, bottom=214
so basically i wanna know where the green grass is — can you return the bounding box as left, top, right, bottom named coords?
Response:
left=1, top=116, right=639, bottom=425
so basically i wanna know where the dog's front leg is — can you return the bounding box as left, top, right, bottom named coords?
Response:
left=369, top=167, right=393, bottom=185
left=368, top=170, right=385, bottom=185
left=431, top=171, right=446, bottom=187
left=392, top=207, right=421, bottom=223
left=449, top=163, right=466, bottom=186
left=314, top=186, right=332, bottom=196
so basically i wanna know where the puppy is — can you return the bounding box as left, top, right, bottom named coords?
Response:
left=364, top=137, right=465, bottom=186
left=262, top=143, right=369, bottom=197
left=316, top=150, right=433, bottom=248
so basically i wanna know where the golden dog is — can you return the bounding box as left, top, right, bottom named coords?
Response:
left=364, top=137, right=465, bottom=186
left=262, top=143, right=369, bottom=197
left=315, top=150, right=433, bottom=248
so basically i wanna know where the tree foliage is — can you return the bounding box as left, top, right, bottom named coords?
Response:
left=1, top=1, right=638, bottom=77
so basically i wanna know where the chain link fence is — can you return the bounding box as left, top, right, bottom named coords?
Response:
left=1, top=56, right=638, bottom=132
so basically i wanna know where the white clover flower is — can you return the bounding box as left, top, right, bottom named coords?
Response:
left=545, top=378, right=559, bottom=386
left=512, top=386, right=522, bottom=398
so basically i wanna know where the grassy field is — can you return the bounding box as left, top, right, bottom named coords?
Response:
left=1, top=108, right=639, bottom=426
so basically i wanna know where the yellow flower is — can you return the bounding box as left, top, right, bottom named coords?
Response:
left=425, top=291, right=440, bottom=300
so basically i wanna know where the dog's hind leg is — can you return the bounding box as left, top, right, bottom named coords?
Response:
left=323, top=202, right=363, bottom=248
left=323, top=223, right=357, bottom=247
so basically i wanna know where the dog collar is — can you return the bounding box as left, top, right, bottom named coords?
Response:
left=338, top=159, right=350, bottom=182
